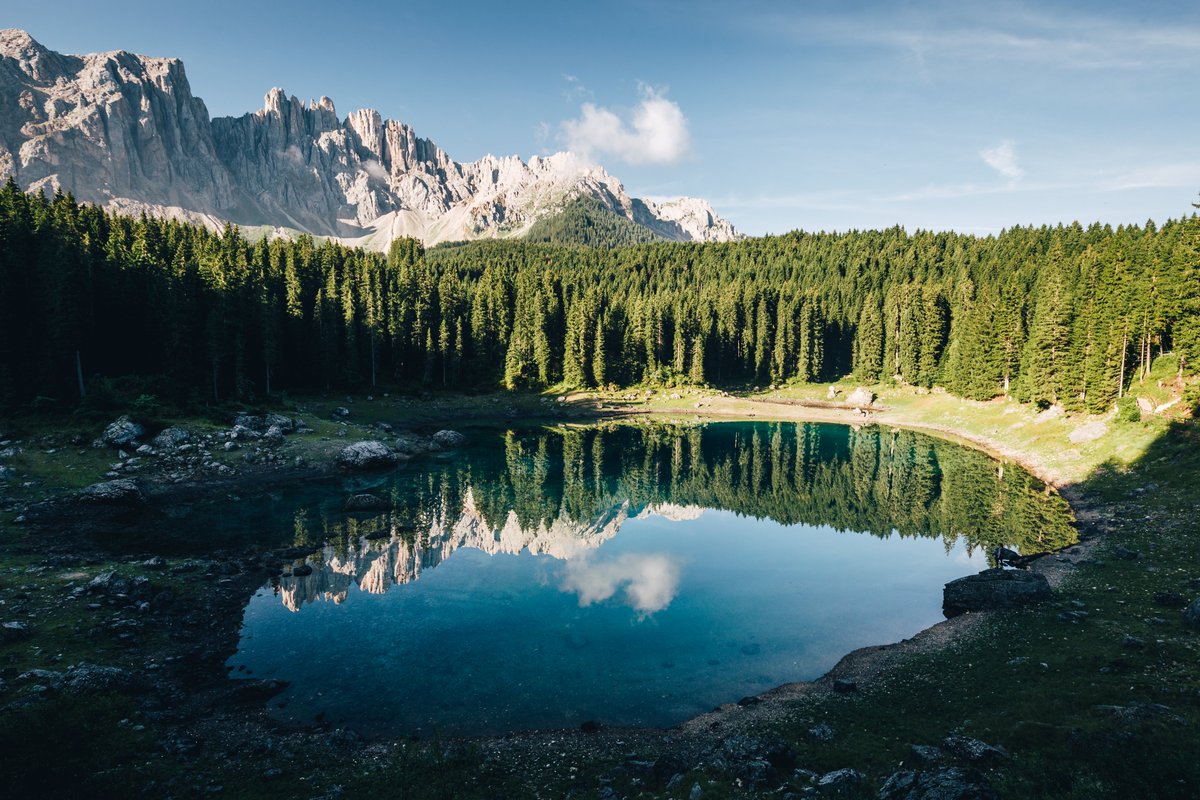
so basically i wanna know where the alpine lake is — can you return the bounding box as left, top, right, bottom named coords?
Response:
left=138, top=421, right=1077, bottom=738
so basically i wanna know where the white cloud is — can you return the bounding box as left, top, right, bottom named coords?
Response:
left=361, top=159, right=388, bottom=181
left=560, top=552, right=681, bottom=614
left=561, top=86, right=691, bottom=165
left=980, top=140, right=1024, bottom=180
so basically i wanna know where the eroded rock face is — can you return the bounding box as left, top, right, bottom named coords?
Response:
left=0, top=29, right=739, bottom=248
left=943, top=568, right=1052, bottom=616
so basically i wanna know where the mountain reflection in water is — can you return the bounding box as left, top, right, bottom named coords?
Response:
left=266, top=421, right=1075, bottom=614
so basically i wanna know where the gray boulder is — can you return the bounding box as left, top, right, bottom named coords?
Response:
left=336, top=441, right=395, bottom=470
left=79, top=479, right=144, bottom=505
left=846, top=387, right=875, bottom=407
left=102, top=415, right=144, bottom=447
left=152, top=426, right=190, bottom=448
left=432, top=429, right=468, bottom=448
left=943, top=568, right=1051, bottom=616
left=1184, top=598, right=1200, bottom=630
left=879, top=767, right=998, bottom=800
left=87, top=571, right=129, bottom=594
left=817, top=768, right=864, bottom=794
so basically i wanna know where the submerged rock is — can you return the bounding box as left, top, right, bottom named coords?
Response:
left=336, top=441, right=395, bottom=470
left=344, top=493, right=388, bottom=512
left=943, top=568, right=1051, bottom=616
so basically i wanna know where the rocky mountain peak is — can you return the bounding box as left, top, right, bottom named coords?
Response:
left=0, top=30, right=740, bottom=247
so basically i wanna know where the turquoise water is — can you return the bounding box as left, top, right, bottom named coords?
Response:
left=227, top=421, right=1075, bottom=736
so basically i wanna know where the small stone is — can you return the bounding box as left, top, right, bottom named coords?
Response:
left=1113, top=546, right=1140, bottom=560
left=832, top=679, right=857, bottom=694
left=808, top=722, right=835, bottom=741
left=1122, top=634, right=1146, bottom=650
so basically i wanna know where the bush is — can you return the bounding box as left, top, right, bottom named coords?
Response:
left=1115, top=396, right=1141, bottom=423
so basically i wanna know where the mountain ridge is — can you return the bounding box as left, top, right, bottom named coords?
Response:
left=0, top=29, right=739, bottom=248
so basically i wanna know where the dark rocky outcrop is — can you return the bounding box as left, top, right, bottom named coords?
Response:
left=879, top=767, right=998, bottom=800
left=943, top=568, right=1052, bottom=616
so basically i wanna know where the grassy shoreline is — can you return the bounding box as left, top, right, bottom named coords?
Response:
left=1, top=386, right=1197, bottom=798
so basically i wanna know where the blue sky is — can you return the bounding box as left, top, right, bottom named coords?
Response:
left=7, top=0, right=1199, bottom=235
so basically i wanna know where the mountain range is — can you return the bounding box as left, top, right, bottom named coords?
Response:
left=0, top=29, right=739, bottom=248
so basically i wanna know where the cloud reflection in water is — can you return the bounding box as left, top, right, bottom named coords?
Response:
left=560, top=553, right=682, bottom=614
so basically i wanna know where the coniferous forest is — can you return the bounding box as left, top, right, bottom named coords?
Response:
left=1, top=178, right=1197, bottom=412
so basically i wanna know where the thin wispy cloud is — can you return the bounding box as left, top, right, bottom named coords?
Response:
left=980, top=140, right=1024, bottom=181
left=560, top=85, right=691, bottom=166
left=1098, top=162, right=1200, bottom=191
left=748, top=3, right=1200, bottom=72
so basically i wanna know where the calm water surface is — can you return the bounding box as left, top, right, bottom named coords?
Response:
left=224, top=421, right=1075, bottom=736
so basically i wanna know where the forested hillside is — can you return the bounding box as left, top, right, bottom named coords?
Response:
left=1, top=179, right=1196, bottom=411
left=521, top=196, right=664, bottom=247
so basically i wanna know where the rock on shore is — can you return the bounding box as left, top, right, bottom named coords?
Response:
left=943, top=568, right=1052, bottom=617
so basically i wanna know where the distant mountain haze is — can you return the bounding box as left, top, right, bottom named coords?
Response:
left=0, top=29, right=739, bottom=248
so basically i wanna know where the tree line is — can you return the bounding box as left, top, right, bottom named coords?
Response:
left=1, top=178, right=1196, bottom=412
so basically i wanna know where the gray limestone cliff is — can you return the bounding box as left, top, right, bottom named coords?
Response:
left=0, top=29, right=739, bottom=247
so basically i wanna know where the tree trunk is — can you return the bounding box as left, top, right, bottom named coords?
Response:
left=75, top=350, right=86, bottom=399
